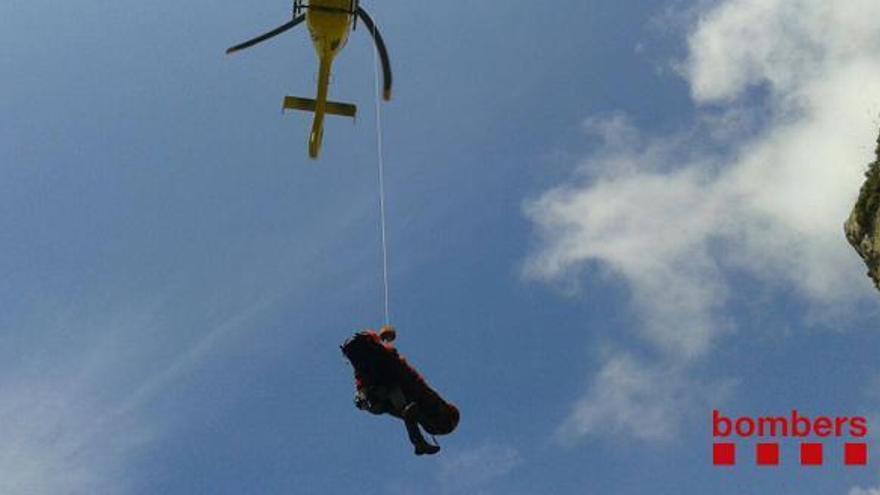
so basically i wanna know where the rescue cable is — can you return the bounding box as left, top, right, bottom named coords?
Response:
left=371, top=15, right=391, bottom=327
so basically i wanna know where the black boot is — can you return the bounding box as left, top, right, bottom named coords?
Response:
left=414, top=441, right=441, bottom=456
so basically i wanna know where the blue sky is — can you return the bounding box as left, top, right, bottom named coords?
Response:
left=3, top=0, right=880, bottom=493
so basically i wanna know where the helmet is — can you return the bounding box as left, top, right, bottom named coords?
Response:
left=378, top=325, right=396, bottom=342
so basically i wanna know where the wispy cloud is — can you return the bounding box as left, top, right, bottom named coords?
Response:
left=437, top=443, right=522, bottom=488
left=98, top=295, right=277, bottom=424
left=850, top=488, right=880, bottom=495
left=527, top=0, right=880, bottom=442
left=0, top=377, right=149, bottom=494
left=0, top=294, right=273, bottom=494
left=556, top=353, right=732, bottom=443
left=0, top=313, right=156, bottom=495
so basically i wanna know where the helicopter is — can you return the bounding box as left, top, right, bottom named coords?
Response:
left=226, top=0, right=392, bottom=159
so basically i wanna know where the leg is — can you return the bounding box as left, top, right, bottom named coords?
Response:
left=386, top=386, right=440, bottom=455
left=403, top=403, right=440, bottom=456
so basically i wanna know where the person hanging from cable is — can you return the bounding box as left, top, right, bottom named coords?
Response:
left=341, top=326, right=460, bottom=456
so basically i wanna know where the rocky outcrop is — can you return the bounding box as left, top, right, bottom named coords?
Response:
left=845, top=131, right=880, bottom=291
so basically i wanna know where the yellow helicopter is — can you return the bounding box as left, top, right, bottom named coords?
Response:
left=226, top=0, right=392, bottom=159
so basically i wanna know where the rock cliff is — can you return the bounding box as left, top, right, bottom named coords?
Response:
left=845, top=131, right=880, bottom=291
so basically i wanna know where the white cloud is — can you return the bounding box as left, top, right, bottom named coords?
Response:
left=0, top=296, right=271, bottom=494
left=526, top=131, right=728, bottom=358
left=850, top=488, right=880, bottom=495
left=438, top=443, right=522, bottom=488
left=556, top=353, right=731, bottom=443
left=687, top=0, right=880, bottom=103
left=0, top=368, right=152, bottom=494
left=558, top=354, right=682, bottom=442
left=527, top=0, right=880, bottom=441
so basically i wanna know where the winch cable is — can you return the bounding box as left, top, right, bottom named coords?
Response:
left=370, top=13, right=391, bottom=327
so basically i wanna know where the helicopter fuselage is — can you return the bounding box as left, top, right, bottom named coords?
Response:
left=304, top=0, right=354, bottom=158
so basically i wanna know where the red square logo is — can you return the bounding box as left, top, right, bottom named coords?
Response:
left=845, top=443, right=868, bottom=466
left=756, top=443, right=779, bottom=466
left=801, top=443, right=823, bottom=466
left=713, top=443, right=736, bottom=466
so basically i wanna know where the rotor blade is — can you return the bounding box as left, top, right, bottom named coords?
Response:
left=356, top=7, right=392, bottom=100
left=226, top=15, right=305, bottom=55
